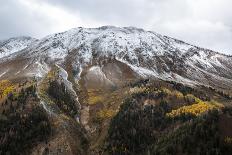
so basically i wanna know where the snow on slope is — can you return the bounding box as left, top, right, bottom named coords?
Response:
left=23, top=26, right=230, bottom=67
left=1, top=26, right=232, bottom=91
left=0, top=36, right=37, bottom=59
left=23, top=26, right=191, bottom=63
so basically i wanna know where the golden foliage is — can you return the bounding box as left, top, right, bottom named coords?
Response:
left=160, top=88, right=184, bottom=98
left=47, top=71, right=56, bottom=79
left=166, top=99, right=219, bottom=118
left=87, top=89, right=105, bottom=105
left=0, top=80, right=11, bottom=90
left=224, top=136, right=232, bottom=144
left=88, top=95, right=104, bottom=105
left=173, top=91, right=184, bottom=99
left=0, top=80, right=14, bottom=97
left=97, top=109, right=116, bottom=120
left=3, top=86, right=14, bottom=96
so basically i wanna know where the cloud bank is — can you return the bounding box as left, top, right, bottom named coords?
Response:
left=0, top=0, right=231, bottom=54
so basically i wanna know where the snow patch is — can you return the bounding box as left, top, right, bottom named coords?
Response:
left=56, top=64, right=75, bottom=94
left=87, top=66, right=114, bottom=85
left=56, top=64, right=81, bottom=112
left=15, top=71, right=21, bottom=75
left=117, top=58, right=158, bottom=78
left=0, top=71, right=8, bottom=78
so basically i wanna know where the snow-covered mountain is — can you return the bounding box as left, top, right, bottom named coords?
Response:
left=0, top=26, right=232, bottom=92
left=0, top=36, right=37, bottom=59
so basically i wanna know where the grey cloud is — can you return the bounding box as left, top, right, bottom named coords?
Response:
left=0, top=0, right=58, bottom=39
left=39, top=0, right=154, bottom=26
left=0, top=0, right=232, bottom=54
left=39, top=0, right=232, bottom=54
left=39, top=0, right=191, bottom=27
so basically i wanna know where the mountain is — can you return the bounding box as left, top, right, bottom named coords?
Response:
left=0, top=26, right=232, bottom=92
left=0, top=26, right=232, bottom=155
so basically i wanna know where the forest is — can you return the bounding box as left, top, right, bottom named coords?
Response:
left=104, top=80, right=232, bottom=155
left=0, top=80, right=51, bottom=155
left=0, top=78, right=232, bottom=155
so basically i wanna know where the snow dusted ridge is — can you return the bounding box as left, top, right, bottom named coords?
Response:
left=23, top=26, right=196, bottom=62
left=0, top=36, right=37, bottom=59
left=0, top=26, right=232, bottom=91
left=22, top=26, right=230, bottom=65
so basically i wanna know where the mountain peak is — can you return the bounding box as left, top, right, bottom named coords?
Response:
left=0, top=26, right=232, bottom=94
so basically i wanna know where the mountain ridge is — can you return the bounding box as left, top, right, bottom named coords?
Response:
left=0, top=26, right=232, bottom=93
left=1, top=26, right=231, bottom=58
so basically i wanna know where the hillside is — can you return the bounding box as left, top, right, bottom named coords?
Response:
left=0, top=26, right=232, bottom=155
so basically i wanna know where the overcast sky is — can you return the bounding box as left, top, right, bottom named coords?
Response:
left=1, top=0, right=232, bottom=55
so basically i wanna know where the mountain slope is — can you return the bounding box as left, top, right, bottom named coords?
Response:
left=0, top=26, right=232, bottom=93
left=0, top=36, right=37, bottom=59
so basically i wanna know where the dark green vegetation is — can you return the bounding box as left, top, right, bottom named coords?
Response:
left=0, top=77, right=232, bottom=155
left=106, top=95, right=171, bottom=154
left=104, top=80, right=232, bottom=155
left=48, top=80, right=79, bottom=118
left=0, top=82, right=51, bottom=155
left=152, top=109, right=232, bottom=155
